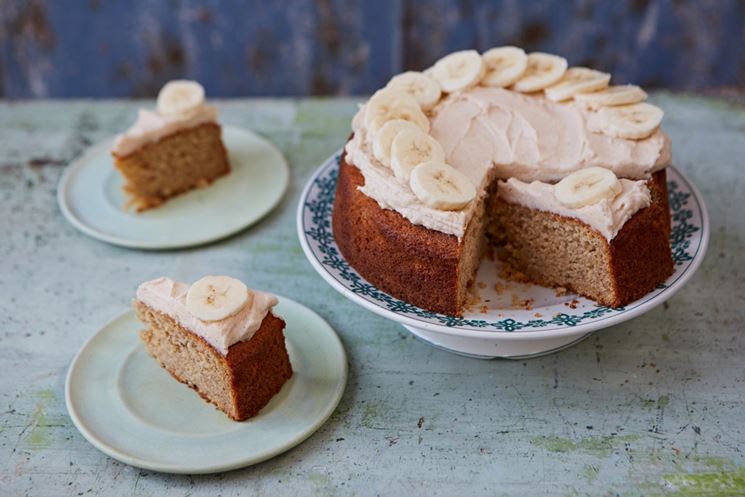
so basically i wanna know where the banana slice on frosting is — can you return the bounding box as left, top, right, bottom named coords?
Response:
left=544, top=67, right=610, bottom=102
left=554, top=167, right=622, bottom=209
left=390, top=128, right=445, bottom=181
left=372, top=119, right=421, bottom=165
left=431, top=50, right=486, bottom=93
left=481, top=46, right=528, bottom=88
left=186, top=276, right=250, bottom=322
left=588, top=102, right=663, bottom=140
left=511, top=52, right=568, bottom=93
left=410, top=161, right=476, bottom=211
left=386, top=71, right=442, bottom=111
left=365, top=87, right=430, bottom=135
left=574, top=84, right=648, bottom=109
left=157, top=80, right=205, bottom=116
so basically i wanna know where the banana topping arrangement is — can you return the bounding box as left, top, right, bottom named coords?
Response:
left=511, top=52, right=568, bottom=93
left=156, top=80, right=206, bottom=117
left=386, top=71, right=442, bottom=111
left=554, top=167, right=622, bottom=209
left=359, top=45, right=665, bottom=215
left=389, top=128, right=446, bottom=182
left=481, top=46, right=529, bottom=87
left=186, top=275, right=252, bottom=322
left=364, top=88, right=429, bottom=135
left=366, top=89, right=474, bottom=210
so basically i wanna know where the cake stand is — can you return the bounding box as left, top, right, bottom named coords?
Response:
left=297, top=151, right=709, bottom=359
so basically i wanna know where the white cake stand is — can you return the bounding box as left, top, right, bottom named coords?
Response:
left=297, top=151, right=709, bottom=359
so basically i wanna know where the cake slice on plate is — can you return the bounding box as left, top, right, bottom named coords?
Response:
left=134, top=275, right=292, bottom=421
left=112, top=80, right=230, bottom=212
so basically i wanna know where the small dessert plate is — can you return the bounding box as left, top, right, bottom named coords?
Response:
left=57, top=126, right=289, bottom=249
left=297, top=151, right=710, bottom=359
left=66, top=296, right=347, bottom=474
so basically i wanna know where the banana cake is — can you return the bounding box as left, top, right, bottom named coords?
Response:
left=112, top=80, right=230, bottom=212
left=333, top=47, right=673, bottom=316
left=135, top=275, right=292, bottom=421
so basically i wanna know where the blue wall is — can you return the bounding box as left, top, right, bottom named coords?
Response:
left=2, top=0, right=744, bottom=98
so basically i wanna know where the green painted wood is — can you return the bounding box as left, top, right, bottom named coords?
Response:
left=0, top=94, right=743, bottom=496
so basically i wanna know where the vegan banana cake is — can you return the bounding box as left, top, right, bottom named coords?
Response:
left=135, top=275, right=292, bottom=421
left=112, top=80, right=230, bottom=212
left=333, top=47, right=673, bottom=316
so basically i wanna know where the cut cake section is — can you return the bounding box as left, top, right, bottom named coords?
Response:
left=488, top=169, right=673, bottom=307
left=136, top=302, right=292, bottom=421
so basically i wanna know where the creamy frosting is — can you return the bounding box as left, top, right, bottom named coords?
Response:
left=136, top=277, right=278, bottom=355
left=430, top=87, right=670, bottom=183
left=345, top=130, right=476, bottom=235
left=346, top=85, right=671, bottom=240
left=112, top=105, right=218, bottom=157
left=497, top=177, right=652, bottom=240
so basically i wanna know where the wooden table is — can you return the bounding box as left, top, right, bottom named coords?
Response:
left=1, top=94, right=743, bottom=496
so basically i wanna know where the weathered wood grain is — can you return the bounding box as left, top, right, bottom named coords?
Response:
left=1, top=0, right=745, bottom=98
left=0, top=94, right=744, bottom=496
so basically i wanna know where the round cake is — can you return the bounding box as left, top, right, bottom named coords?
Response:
left=332, top=47, right=674, bottom=316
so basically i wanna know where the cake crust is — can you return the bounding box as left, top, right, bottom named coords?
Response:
left=333, top=151, right=465, bottom=315
left=136, top=301, right=292, bottom=421
left=333, top=142, right=674, bottom=315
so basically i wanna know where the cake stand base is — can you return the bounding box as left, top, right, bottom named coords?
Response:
left=403, top=325, right=593, bottom=360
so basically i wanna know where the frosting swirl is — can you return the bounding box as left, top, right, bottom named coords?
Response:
left=429, top=87, right=670, bottom=183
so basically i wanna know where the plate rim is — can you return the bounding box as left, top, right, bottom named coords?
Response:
left=57, top=125, right=289, bottom=250
left=297, top=149, right=710, bottom=341
left=65, top=295, right=348, bottom=474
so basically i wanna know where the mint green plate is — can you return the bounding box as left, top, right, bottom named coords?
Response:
left=57, top=126, right=289, bottom=249
left=65, top=296, right=347, bottom=474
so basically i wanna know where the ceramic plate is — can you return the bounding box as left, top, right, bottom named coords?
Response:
left=297, top=151, right=709, bottom=359
left=57, top=126, right=289, bottom=249
left=66, top=296, right=347, bottom=474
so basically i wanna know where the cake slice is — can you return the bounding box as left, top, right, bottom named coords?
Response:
left=134, top=276, right=292, bottom=421
left=112, top=80, right=230, bottom=212
left=489, top=168, right=673, bottom=307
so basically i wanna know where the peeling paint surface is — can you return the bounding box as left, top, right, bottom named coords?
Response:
left=0, top=94, right=744, bottom=495
left=1, top=0, right=745, bottom=98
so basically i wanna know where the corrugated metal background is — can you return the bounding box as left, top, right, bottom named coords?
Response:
left=1, top=0, right=744, bottom=98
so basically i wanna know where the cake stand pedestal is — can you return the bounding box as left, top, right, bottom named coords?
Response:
left=403, top=325, right=593, bottom=360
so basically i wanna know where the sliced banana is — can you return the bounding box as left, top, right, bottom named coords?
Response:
left=511, top=52, right=568, bottom=93
left=372, top=119, right=421, bottom=165
left=410, top=161, right=476, bottom=211
left=364, top=87, right=430, bottom=135
left=431, top=50, right=486, bottom=93
left=574, top=84, right=648, bottom=109
left=588, top=102, right=663, bottom=140
left=157, top=80, right=205, bottom=116
left=186, top=276, right=251, bottom=322
left=386, top=71, right=442, bottom=111
left=554, top=167, right=622, bottom=209
left=390, top=128, right=445, bottom=181
left=544, top=67, right=610, bottom=102
left=481, top=46, right=528, bottom=88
